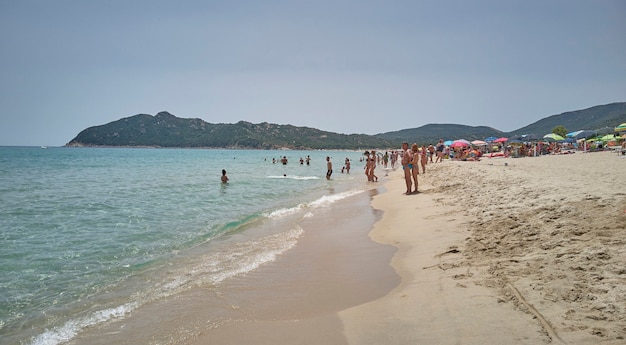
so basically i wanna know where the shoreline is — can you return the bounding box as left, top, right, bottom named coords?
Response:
left=69, top=182, right=399, bottom=345
left=340, top=151, right=626, bottom=344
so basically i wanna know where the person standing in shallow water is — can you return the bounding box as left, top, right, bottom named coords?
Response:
left=326, top=156, right=333, bottom=180
left=221, top=169, right=229, bottom=183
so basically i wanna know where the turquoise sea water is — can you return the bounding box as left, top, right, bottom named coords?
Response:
left=0, top=147, right=371, bottom=345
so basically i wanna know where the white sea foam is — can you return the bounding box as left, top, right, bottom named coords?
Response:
left=308, top=189, right=362, bottom=208
left=266, top=189, right=362, bottom=220
left=267, top=175, right=320, bottom=180
left=198, top=226, right=304, bottom=285
left=265, top=203, right=307, bottom=219
left=30, top=303, right=137, bottom=345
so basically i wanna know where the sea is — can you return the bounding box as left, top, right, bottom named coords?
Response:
left=0, top=146, right=377, bottom=345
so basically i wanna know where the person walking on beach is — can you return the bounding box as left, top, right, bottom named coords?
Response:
left=221, top=169, right=229, bottom=183
left=428, top=144, right=435, bottom=163
left=435, top=139, right=445, bottom=163
left=326, top=156, right=333, bottom=180
left=401, top=142, right=413, bottom=194
left=364, top=151, right=372, bottom=181
left=369, top=151, right=378, bottom=181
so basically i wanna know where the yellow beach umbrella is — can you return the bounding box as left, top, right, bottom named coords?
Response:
left=615, top=123, right=626, bottom=133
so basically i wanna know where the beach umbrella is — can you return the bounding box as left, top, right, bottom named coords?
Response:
left=443, top=140, right=454, bottom=146
left=615, top=123, right=626, bottom=133
left=471, top=140, right=487, bottom=146
left=543, top=133, right=565, bottom=141
left=566, top=130, right=583, bottom=138
left=599, top=134, right=617, bottom=142
left=522, top=133, right=540, bottom=141
left=484, top=136, right=498, bottom=142
left=493, top=137, right=508, bottom=143
left=574, top=130, right=596, bottom=139
left=595, top=126, right=614, bottom=135
left=451, top=139, right=470, bottom=148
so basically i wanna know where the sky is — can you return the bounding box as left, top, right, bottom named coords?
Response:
left=1, top=0, right=625, bottom=146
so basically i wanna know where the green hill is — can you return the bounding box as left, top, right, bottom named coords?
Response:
left=66, top=102, right=626, bottom=149
left=66, top=111, right=393, bottom=150
left=375, top=124, right=505, bottom=145
left=507, top=102, right=626, bottom=136
left=374, top=102, right=626, bottom=144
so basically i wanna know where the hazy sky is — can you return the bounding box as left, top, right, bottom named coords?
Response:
left=1, top=0, right=624, bottom=146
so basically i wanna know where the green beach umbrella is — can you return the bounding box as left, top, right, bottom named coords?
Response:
left=543, top=133, right=565, bottom=141
left=615, top=123, right=626, bottom=133
left=599, top=134, right=617, bottom=142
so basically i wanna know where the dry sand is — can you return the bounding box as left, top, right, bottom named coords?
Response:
left=340, top=151, right=626, bottom=344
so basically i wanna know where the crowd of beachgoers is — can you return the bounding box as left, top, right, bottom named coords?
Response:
left=360, top=126, right=626, bottom=168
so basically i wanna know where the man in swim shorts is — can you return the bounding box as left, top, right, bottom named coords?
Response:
left=326, top=156, right=333, bottom=180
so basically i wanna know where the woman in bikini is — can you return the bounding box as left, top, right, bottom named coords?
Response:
left=369, top=150, right=378, bottom=182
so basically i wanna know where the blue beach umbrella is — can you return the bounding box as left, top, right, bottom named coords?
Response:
left=574, top=130, right=596, bottom=139
left=484, top=136, right=498, bottom=142
left=443, top=140, right=454, bottom=146
left=566, top=130, right=583, bottom=138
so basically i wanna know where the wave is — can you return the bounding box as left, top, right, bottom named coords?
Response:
left=265, top=189, right=363, bottom=219
left=267, top=175, right=320, bottom=180
left=30, top=303, right=137, bottom=345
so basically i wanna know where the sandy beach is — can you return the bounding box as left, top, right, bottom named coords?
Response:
left=341, top=150, right=626, bottom=344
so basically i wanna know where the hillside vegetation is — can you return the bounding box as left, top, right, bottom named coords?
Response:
left=66, top=102, right=626, bottom=149
left=66, top=112, right=393, bottom=149
left=509, top=102, right=626, bottom=136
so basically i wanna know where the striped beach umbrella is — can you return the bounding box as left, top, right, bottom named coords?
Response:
left=615, top=123, right=626, bottom=133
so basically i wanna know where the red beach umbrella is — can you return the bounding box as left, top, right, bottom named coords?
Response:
left=493, top=137, right=508, bottom=143
left=451, top=139, right=471, bottom=148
